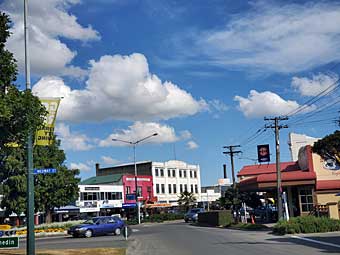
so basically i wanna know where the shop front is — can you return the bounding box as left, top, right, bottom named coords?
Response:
left=238, top=145, right=340, bottom=219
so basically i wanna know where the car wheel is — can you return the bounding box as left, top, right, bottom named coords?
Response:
left=72, top=234, right=78, bottom=238
left=84, top=229, right=93, bottom=238
left=114, top=228, right=121, bottom=236
left=185, top=219, right=189, bottom=223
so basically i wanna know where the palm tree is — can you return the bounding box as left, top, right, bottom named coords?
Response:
left=177, top=191, right=197, bottom=211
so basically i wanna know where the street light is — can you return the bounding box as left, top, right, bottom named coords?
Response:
left=112, top=133, right=158, bottom=224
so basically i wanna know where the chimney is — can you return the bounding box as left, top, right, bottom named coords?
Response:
left=223, top=164, right=227, bottom=179
left=95, top=163, right=100, bottom=176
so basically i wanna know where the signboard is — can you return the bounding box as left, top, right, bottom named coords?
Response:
left=35, top=98, right=60, bottom=146
left=122, top=203, right=136, bottom=208
left=0, top=237, right=19, bottom=249
left=33, top=168, right=57, bottom=175
left=257, top=144, right=270, bottom=163
left=126, top=177, right=150, bottom=182
left=126, top=194, right=136, bottom=200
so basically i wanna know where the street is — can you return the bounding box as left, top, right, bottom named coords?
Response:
left=128, top=222, right=340, bottom=255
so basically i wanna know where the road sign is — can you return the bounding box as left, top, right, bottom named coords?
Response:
left=0, top=230, right=16, bottom=237
left=33, top=168, right=57, bottom=175
left=0, top=237, right=19, bottom=249
left=122, top=203, right=136, bottom=208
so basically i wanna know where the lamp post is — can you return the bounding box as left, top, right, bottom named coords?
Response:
left=112, top=133, right=158, bottom=224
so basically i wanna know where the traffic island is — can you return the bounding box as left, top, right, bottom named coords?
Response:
left=0, top=248, right=126, bottom=255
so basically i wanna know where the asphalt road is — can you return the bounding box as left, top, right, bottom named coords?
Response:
left=127, top=222, right=340, bottom=255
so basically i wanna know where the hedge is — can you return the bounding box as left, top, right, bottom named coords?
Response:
left=126, top=213, right=184, bottom=225
left=198, top=210, right=233, bottom=227
left=273, top=216, right=340, bottom=235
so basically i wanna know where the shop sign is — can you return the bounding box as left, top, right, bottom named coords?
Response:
left=126, top=177, right=150, bottom=182
left=79, top=207, right=99, bottom=213
left=257, top=144, right=270, bottom=163
left=0, top=237, right=19, bottom=249
left=122, top=203, right=136, bottom=208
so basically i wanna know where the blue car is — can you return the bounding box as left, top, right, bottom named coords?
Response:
left=67, top=216, right=125, bottom=238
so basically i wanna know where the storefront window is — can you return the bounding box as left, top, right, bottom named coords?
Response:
left=299, top=188, right=314, bottom=212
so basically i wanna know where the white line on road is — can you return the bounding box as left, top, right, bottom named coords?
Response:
left=291, top=235, right=340, bottom=249
left=132, top=229, right=140, bottom=232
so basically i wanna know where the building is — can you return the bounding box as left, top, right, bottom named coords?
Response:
left=288, top=132, right=319, bottom=161
left=96, top=160, right=202, bottom=206
left=77, top=174, right=124, bottom=217
left=122, top=175, right=155, bottom=205
left=238, top=145, right=340, bottom=219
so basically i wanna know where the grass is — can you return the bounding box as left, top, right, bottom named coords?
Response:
left=0, top=248, right=125, bottom=255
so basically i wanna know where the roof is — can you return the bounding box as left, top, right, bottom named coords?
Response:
left=80, top=174, right=123, bottom=185
left=106, top=161, right=152, bottom=168
left=316, top=180, right=340, bottom=191
left=237, top=161, right=300, bottom=177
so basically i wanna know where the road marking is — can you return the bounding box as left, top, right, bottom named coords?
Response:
left=132, top=229, right=140, bottom=232
left=291, top=235, right=340, bottom=249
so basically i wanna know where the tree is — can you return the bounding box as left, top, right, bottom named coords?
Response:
left=177, top=191, right=197, bottom=211
left=34, top=138, right=80, bottom=223
left=312, top=130, right=340, bottom=164
left=0, top=13, right=79, bottom=223
left=221, top=186, right=261, bottom=210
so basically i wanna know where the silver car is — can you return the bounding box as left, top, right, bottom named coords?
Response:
left=184, top=208, right=204, bottom=222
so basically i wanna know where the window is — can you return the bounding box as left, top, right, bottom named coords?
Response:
left=160, top=169, right=164, bottom=177
left=100, top=192, right=105, bottom=200
left=179, top=170, right=182, bottom=178
left=191, top=184, right=194, bottom=193
left=161, top=184, right=165, bottom=194
left=184, top=184, right=188, bottom=192
left=137, top=186, right=142, bottom=197
left=190, top=171, right=193, bottom=178
left=82, top=192, right=97, bottom=201
left=299, top=188, right=314, bottom=212
left=168, top=184, right=172, bottom=194
left=168, top=169, right=171, bottom=177
left=172, top=169, right=176, bottom=177
left=125, top=186, right=131, bottom=195
left=180, top=184, right=183, bottom=193
left=195, top=185, right=198, bottom=194
left=194, top=171, right=197, bottom=178
left=147, top=186, right=152, bottom=194
left=183, top=170, right=187, bottom=178
left=173, top=184, right=177, bottom=194
left=156, top=184, right=160, bottom=194
left=106, top=192, right=122, bottom=200
left=155, top=168, right=159, bottom=177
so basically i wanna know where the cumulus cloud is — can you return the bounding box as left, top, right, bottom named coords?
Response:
left=2, top=0, right=99, bottom=76
left=101, top=156, right=120, bottom=165
left=55, top=123, right=95, bottom=151
left=291, top=73, right=339, bottom=96
left=234, top=90, right=315, bottom=118
left=195, top=2, right=340, bottom=73
left=99, top=121, right=189, bottom=147
left=32, top=54, right=207, bottom=122
left=179, top=130, right=192, bottom=140
left=187, top=141, right=198, bottom=150
left=70, top=162, right=91, bottom=172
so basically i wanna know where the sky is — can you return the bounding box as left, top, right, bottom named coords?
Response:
left=2, top=0, right=340, bottom=185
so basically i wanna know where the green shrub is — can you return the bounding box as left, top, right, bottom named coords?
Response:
left=232, top=223, right=268, bottom=230
left=273, top=216, right=340, bottom=235
left=198, top=210, right=232, bottom=226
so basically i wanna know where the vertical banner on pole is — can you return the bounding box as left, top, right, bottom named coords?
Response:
left=35, top=98, right=60, bottom=146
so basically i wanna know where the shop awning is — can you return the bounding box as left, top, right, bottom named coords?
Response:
left=145, top=203, right=172, bottom=208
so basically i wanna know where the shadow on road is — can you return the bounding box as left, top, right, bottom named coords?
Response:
left=268, top=236, right=340, bottom=254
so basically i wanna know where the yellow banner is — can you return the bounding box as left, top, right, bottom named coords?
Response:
left=35, top=98, right=60, bottom=146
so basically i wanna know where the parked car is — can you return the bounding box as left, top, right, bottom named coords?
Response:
left=67, top=216, right=125, bottom=238
left=184, top=208, right=204, bottom=222
left=254, top=205, right=277, bottom=220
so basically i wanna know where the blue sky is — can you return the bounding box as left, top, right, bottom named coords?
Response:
left=2, top=0, right=340, bottom=185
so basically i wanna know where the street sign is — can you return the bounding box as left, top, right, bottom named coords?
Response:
left=0, top=237, right=19, bottom=249
left=122, top=203, right=136, bottom=208
left=126, top=194, right=136, bottom=200
left=33, top=168, right=57, bottom=175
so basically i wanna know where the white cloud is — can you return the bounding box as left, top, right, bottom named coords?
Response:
left=70, top=162, right=91, bottom=172
left=101, top=156, right=120, bottom=165
left=179, top=130, right=192, bottom=140
left=291, top=73, right=339, bottom=96
left=32, top=54, right=207, bottom=122
left=195, top=2, right=340, bottom=73
left=99, top=121, right=186, bottom=147
left=55, top=123, right=94, bottom=151
left=2, top=0, right=99, bottom=77
left=187, top=141, right=198, bottom=150
left=234, top=90, right=315, bottom=118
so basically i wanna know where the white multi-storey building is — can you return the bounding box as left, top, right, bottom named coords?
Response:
left=152, top=160, right=201, bottom=205
left=96, top=159, right=202, bottom=206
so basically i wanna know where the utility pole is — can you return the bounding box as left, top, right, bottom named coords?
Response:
left=223, top=145, right=242, bottom=222
left=24, top=0, right=35, bottom=254
left=264, top=116, right=288, bottom=221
